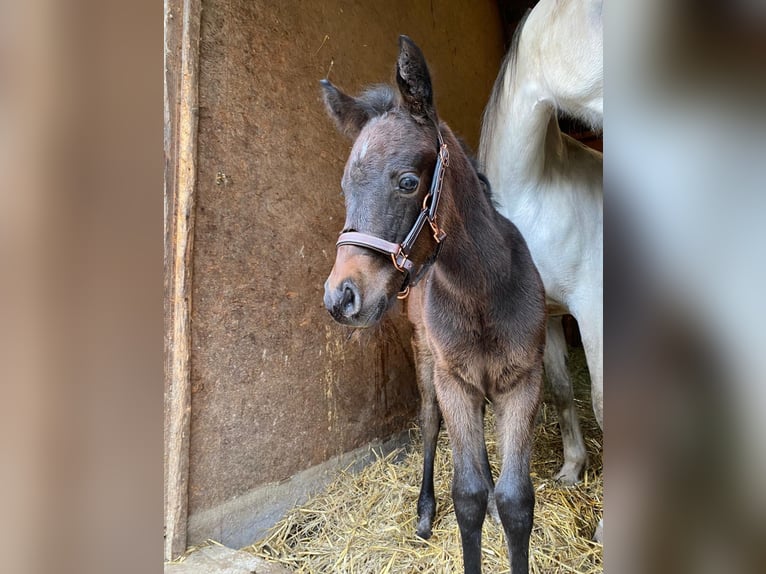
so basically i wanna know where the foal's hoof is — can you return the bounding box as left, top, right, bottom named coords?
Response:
left=416, top=496, right=436, bottom=539
left=415, top=516, right=433, bottom=540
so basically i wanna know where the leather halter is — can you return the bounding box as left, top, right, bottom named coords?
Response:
left=336, top=128, right=449, bottom=299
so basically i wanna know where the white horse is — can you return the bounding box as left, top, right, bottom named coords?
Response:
left=479, top=0, right=603, bottom=486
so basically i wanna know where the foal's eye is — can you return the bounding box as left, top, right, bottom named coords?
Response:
left=398, top=174, right=419, bottom=193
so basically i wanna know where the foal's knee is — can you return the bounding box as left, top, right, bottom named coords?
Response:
left=452, top=475, right=490, bottom=529
left=494, top=475, right=534, bottom=532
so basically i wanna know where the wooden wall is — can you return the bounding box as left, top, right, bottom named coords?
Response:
left=165, top=0, right=505, bottom=557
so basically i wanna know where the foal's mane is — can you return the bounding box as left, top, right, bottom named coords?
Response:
left=458, top=136, right=496, bottom=208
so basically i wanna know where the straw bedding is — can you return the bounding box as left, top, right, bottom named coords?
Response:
left=245, top=347, right=602, bottom=573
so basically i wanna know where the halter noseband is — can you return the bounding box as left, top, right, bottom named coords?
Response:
left=336, top=128, right=449, bottom=299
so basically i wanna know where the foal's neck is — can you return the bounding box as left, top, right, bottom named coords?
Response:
left=430, top=137, right=506, bottom=295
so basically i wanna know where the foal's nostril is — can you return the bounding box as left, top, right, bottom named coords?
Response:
left=340, top=281, right=360, bottom=317
left=340, top=284, right=354, bottom=309
left=324, top=279, right=362, bottom=321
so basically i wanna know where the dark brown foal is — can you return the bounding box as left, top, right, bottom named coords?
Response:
left=321, top=36, right=546, bottom=574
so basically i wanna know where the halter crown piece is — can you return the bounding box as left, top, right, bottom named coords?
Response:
left=336, top=127, right=449, bottom=299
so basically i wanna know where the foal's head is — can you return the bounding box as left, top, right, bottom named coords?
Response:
left=321, top=36, right=445, bottom=327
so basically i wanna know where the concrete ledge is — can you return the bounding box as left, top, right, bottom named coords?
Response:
left=187, top=431, right=412, bottom=549
left=165, top=544, right=292, bottom=574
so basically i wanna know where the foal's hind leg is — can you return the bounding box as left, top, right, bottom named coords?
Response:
left=434, top=368, right=491, bottom=574
left=545, top=316, right=587, bottom=483
left=494, top=366, right=543, bottom=574
left=480, top=402, right=501, bottom=524
left=412, top=330, right=441, bottom=539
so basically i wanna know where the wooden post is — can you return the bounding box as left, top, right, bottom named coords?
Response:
left=164, top=0, right=201, bottom=561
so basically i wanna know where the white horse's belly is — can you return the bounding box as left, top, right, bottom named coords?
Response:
left=493, top=176, right=602, bottom=315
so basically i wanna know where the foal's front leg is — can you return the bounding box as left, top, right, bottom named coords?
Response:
left=435, top=366, right=491, bottom=574
left=494, top=365, right=543, bottom=574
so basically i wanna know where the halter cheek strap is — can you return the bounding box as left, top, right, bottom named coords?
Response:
left=336, top=128, right=449, bottom=299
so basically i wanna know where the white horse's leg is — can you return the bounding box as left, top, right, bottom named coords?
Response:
left=545, top=316, right=587, bottom=483
left=571, top=293, right=603, bottom=541
left=578, top=304, right=603, bottom=431
left=593, top=517, right=603, bottom=543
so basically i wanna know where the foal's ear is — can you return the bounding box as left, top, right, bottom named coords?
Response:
left=320, top=79, right=370, bottom=140
left=396, top=35, right=434, bottom=123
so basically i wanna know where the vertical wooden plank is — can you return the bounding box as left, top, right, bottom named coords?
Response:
left=164, top=0, right=202, bottom=561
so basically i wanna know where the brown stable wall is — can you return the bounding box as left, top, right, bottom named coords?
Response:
left=187, top=0, right=505, bottom=544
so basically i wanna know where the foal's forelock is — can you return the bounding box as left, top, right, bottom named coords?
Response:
left=346, top=114, right=438, bottom=182
left=357, top=84, right=398, bottom=116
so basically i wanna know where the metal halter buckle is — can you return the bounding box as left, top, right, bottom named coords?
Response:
left=429, top=218, right=445, bottom=243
